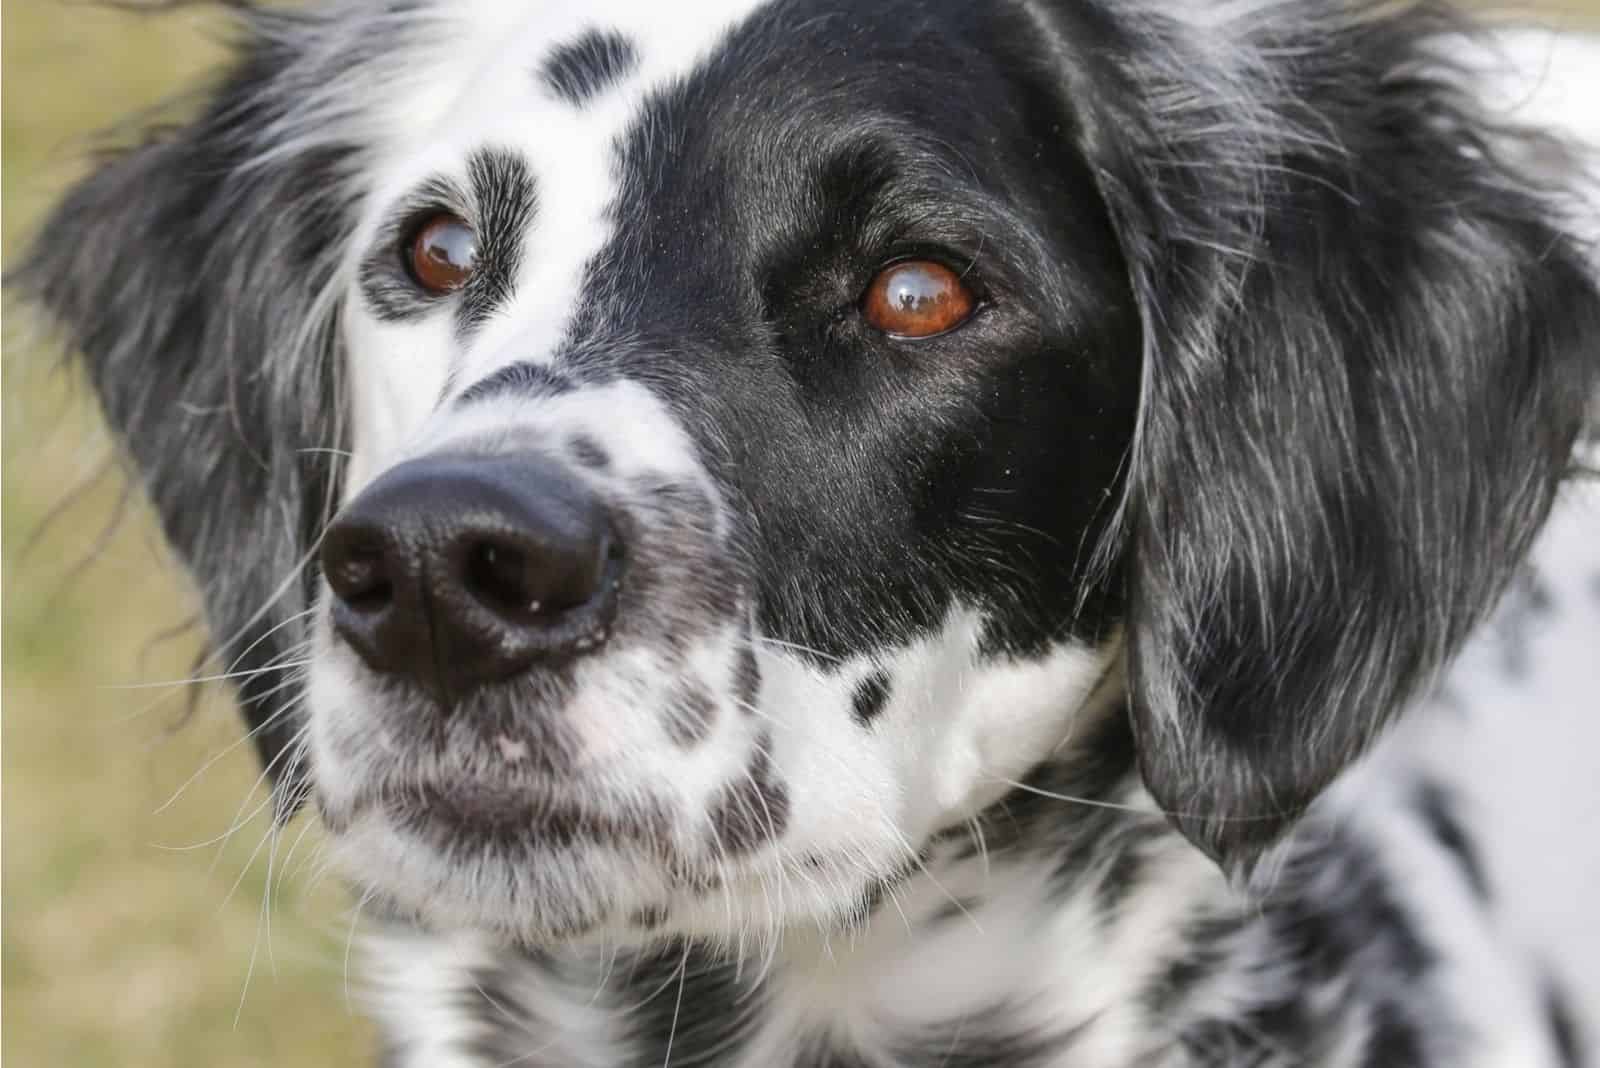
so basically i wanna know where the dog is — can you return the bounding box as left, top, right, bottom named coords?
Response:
left=17, top=1, right=1600, bottom=1064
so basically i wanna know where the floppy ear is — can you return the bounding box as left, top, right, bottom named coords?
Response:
left=13, top=17, right=359, bottom=788
left=1062, top=7, right=1600, bottom=868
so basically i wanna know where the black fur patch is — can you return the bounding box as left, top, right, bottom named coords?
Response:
left=539, top=29, right=639, bottom=106
left=1415, top=781, right=1490, bottom=900
left=1363, top=1003, right=1426, bottom=1068
left=1142, top=912, right=1250, bottom=1017
left=1153, top=820, right=1446, bottom=1063
left=568, top=433, right=610, bottom=469
left=731, top=644, right=761, bottom=714
left=850, top=671, right=892, bottom=726
left=1093, top=833, right=1153, bottom=915
left=460, top=959, right=538, bottom=1063
left=625, top=943, right=762, bottom=1066
left=457, top=150, right=539, bottom=334
left=1494, top=571, right=1557, bottom=680
left=706, top=741, right=790, bottom=854
left=928, top=896, right=984, bottom=926
left=665, top=682, right=717, bottom=746
left=807, top=1012, right=1082, bottom=1068
left=387, top=777, right=672, bottom=870
left=1543, top=976, right=1585, bottom=1068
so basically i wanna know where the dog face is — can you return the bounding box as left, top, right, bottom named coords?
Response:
left=312, top=0, right=1140, bottom=941
left=20, top=0, right=1599, bottom=947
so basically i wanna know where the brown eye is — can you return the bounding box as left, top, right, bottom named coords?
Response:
left=407, top=213, right=477, bottom=294
left=861, top=259, right=977, bottom=338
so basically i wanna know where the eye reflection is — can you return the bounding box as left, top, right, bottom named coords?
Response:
left=407, top=213, right=478, bottom=294
left=861, top=260, right=977, bottom=338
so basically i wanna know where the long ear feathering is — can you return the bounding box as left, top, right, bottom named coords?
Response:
left=7, top=3, right=398, bottom=788
left=1031, top=0, right=1600, bottom=869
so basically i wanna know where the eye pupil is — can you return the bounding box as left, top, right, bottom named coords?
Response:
left=408, top=214, right=477, bottom=294
left=862, top=260, right=976, bottom=339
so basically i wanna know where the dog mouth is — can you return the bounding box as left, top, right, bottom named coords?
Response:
left=323, top=772, right=767, bottom=938
left=306, top=619, right=804, bottom=938
left=310, top=723, right=906, bottom=944
left=343, top=778, right=676, bottom=856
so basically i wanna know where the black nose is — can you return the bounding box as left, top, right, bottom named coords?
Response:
left=320, top=454, right=622, bottom=703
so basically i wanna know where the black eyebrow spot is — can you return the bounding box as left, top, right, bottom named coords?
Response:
left=539, top=29, right=639, bottom=106
left=852, top=671, right=892, bottom=727
left=457, top=362, right=575, bottom=405
left=457, top=149, right=539, bottom=336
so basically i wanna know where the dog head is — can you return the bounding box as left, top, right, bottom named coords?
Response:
left=19, top=0, right=1599, bottom=944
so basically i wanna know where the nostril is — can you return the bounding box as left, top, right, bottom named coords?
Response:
left=462, top=527, right=618, bottom=618
left=325, top=539, right=394, bottom=612
left=465, top=541, right=540, bottom=613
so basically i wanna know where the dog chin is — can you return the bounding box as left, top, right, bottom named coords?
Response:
left=326, top=808, right=882, bottom=948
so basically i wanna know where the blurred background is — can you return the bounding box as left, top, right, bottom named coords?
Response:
left=3, top=2, right=1597, bottom=1065
left=3, top=4, right=372, bottom=1065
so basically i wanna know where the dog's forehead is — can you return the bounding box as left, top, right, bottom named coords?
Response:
left=337, top=0, right=793, bottom=473
left=348, top=0, right=1035, bottom=384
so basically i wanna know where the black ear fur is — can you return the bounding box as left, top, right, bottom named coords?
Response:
left=13, top=15, right=358, bottom=789
left=1051, top=4, right=1600, bottom=868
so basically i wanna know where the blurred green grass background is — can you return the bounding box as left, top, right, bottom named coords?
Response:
left=2, top=4, right=372, bottom=1065
left=2, top=2, right=1597, bottom=1065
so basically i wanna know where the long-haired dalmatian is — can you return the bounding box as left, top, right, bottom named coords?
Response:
left=17, top=1, right=1600, bottom=1064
